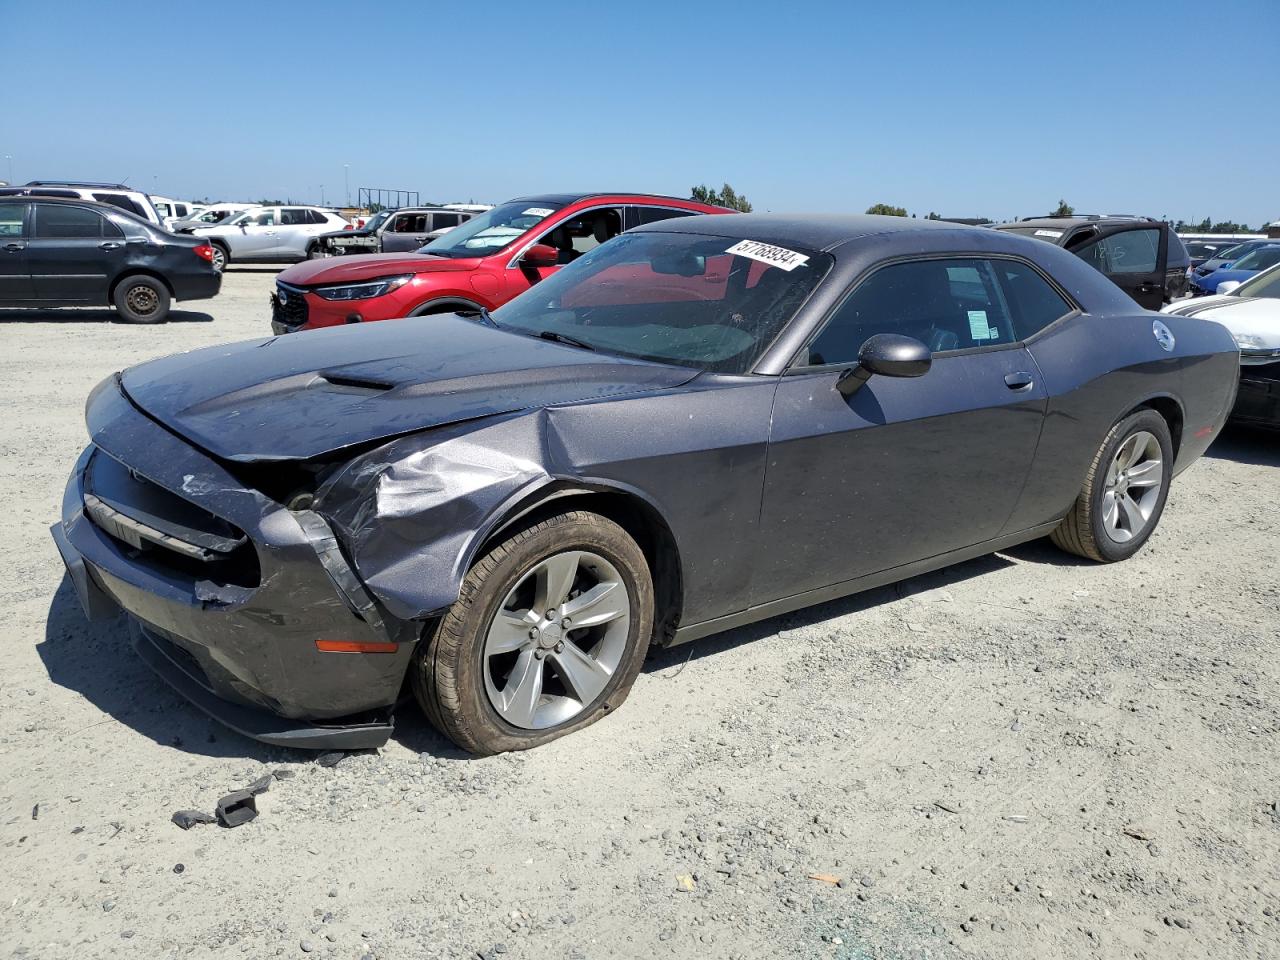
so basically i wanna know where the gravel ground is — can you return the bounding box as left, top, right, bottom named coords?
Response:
left=2, top=269, right=1278, bottom=960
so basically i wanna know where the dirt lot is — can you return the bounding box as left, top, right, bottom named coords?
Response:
left=2, top=269, right=1278, bottom=960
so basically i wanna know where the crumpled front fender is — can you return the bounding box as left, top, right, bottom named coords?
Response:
left=315, top=412, right=568, bottom=620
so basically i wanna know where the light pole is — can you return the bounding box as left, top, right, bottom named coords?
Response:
left=3, top=155, right=11, bottom=185
left=320, top=184, right=325, bottom=206
left=343, top=163, right=350, bottom=207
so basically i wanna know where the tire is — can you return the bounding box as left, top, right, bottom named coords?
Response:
left=1050, top=408, right=1173, bottom=562
left=210, top=243, right=229, bottom=272
left=413, top=510, right=654, bottom=755
left=112, top=276, right=171, bottom=324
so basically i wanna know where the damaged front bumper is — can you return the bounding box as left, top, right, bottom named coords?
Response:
left=50, top=377, right=419, bottom=750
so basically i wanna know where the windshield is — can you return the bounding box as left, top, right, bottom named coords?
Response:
left=361, top=210, right=391, bottom=231
left=492, top=232, right=831, bottom=374
left=1233, top=263, right=1280, bottom=299
left=226, top=210, right=256, bottom=226
left=419, top=199, right=566, bottom=258
left=1229, top=246, right=1280, bottom=272
left=1210, top=242, right=1252, bottom=262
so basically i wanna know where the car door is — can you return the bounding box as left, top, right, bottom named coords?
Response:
left=381, top=211, right=430, bottom=253
left=0, top=202, right=35, bottom=303
left=27, top=202, right=127, bottom=303
left=756, top=256, right=1050, bottom=603
left=504, top=205, right=625, bottom=298
left=233, top=208, right=280, bottom=259
left=277, top=208, right=318, bottom=257
left=1073, top=226, right=1164, bottom=309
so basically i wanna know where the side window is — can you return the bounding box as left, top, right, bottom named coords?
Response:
left=281, top=208, right=309, bottom=225
left=992, top=260, right=1073, bottom=340
left=0, top=204, right=26, bottom=237
left=34, top=204, right=110, bottom=239
left=632, top=206, right=698, bottom=228
left=539, top=208, right=623, bottom=264
left=252, top=210, right=277, bottom=226
left=91, top=193, right=143, bottom=217
left=1097, top=229, right=1160, bottom=274
left=431, top=213, right=461, bottom=230
left=805, top=258, right=1016, bottom=366
left=391, top=213, right=429, bottom=233
left=305, top=209, right=328, bottom=225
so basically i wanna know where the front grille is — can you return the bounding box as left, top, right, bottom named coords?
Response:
left=85, top=451, right=260, bottom=590
left=273, top=281, right=309, bottom=329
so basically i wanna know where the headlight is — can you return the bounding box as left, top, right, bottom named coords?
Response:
left=313, top=275, right=413, bottom=301
left=1233, top=333, right=1265, bottom=350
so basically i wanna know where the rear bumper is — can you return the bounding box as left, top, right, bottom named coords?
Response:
left=51, top=378, right=418, bottom=748
left=170, top=270, right=222, bottom=302
left=1232, top=363, right=1280, bottom=427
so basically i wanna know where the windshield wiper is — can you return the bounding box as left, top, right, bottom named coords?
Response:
left=537, top=330, right=595, bottom=351
left=459, top=306, right=499, bottom=327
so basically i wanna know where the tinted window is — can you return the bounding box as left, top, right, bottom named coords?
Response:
left=34, top=204, right=110, bottom=239
left=281, top=208, right=309, bottom=225
left=91, top=193, right=146, bottom=218
left=30, top=189, right=81, bottom=198
left=431, top=213, right=461, bottom=229
left=308, top=209, right=332, bottom=225
left=0, top=203, right=25, bottom=237
left=993, top=260, right=1073, bottom=340
left=1231, top=246, right=1280, bottom=272
left=806, top=258, right=1017, bottom=365
left=391, top=213, right=429, bottom=233
left=1092, top=229, right=1160, bottom=274
left=634, top=207, right=698, bottom=226
left=1165, top=231, right=1188, bottom=265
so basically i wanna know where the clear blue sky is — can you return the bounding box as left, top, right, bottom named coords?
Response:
left=4, top=0, right=1276, bottom=225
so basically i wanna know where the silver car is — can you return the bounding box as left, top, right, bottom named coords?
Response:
left=193, top=205, right=351, bottom=270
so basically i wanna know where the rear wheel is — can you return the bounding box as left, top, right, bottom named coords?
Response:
left=112, top=276, right=171, bottom=324
left=413, top=511, right=654, bottom=754
left=1050, top=409, right=1173, bottom=562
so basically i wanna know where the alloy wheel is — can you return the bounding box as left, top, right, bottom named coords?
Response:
left=1101, top=430, right=1164, bottom=543
left=483, top=550, right=631, bottom=730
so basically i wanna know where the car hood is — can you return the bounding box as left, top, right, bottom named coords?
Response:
left=118, top=314, right=698, bottom=462
left=1196, top=268, right=1256, bottom=290
left=278, top=252, right=481, bottom=285
left=1164, top=296, right=1280, bottom=344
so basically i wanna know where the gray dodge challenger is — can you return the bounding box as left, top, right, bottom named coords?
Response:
left=52, top=214, right=1240, bottom=754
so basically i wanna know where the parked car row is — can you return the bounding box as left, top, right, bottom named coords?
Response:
left=1186, top=238, right=1280, bottom=295
left=307, top=205, right=481, bottom=258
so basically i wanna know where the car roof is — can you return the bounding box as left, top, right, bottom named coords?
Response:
left=1001, top=215, right=1161, bottom=229
left=628, top=212, right=960, bottom=251
left=0, top=193, right=156, bottom=225
left=509, top=192, right=720, bottom=208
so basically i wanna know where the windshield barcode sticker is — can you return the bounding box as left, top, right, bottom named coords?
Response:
left=522, top=207, right=555, bottom=217
left=725, top=239, right=810, bottom=272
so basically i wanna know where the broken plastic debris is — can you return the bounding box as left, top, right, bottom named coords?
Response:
left=807, top=873, right=841, bottom=886
left=316, top=751, right=346, bottom=768
left=675, top=874, right=696, bottom=893
left=215, top=790, right=258, bottom=828
left=245, top=774, right=273, bottom=795
left=171, top=810, right=216, bottom=830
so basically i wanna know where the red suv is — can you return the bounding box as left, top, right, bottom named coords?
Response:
left=270, top=193, right=730, bottom=333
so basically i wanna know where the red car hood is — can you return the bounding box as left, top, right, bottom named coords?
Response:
left=279, top=253, right=481, bottom=285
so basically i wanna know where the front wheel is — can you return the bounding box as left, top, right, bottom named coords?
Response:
left=1050, top=408, right=1173, bottom=562
left=413, top=511, right=654, bottom=754
left=112, top=276, right=171, bottom=324
left=210, top=243, right=229, bottom=272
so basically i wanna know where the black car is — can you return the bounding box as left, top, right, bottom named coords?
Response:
left=994, top=215, right=1190, bottom=309
left=52, top=215, right=1238, bottom=754
left=0, top=197, right=220, bottom=323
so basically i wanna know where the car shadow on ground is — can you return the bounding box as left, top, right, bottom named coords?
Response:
left=39, top=576, right=293, bottom=763
left=644, top=551, right=1017, bottom=673
left=38, top=549, right=1046, bottom=764
left=0, top=308, right=214, bottom=324
left=1205, top=424, right=1280, bottom=467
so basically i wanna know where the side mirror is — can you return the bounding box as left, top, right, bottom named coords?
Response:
left=1217, top=280, right=1241, bottom=295
left=836, top=334, right=932, bottom=397
left=520, top=243, right=559, bottom=269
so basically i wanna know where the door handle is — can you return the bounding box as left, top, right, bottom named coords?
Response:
left=99, top=241, right=122, bottom=251
left=1138, top=281, right=1160, bottom=292
left=2, top=241, right=25, bottom=252
left=1004, top=371, right=1034, bottom=391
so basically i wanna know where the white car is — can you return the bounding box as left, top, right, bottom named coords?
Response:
left=1163, top=263, right=1280, bottom=426
left=150, top=196, right=205, bottom=230
left=0, top=181, right=162, bottom=227
left=192, top=205, right=351, bottom=270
